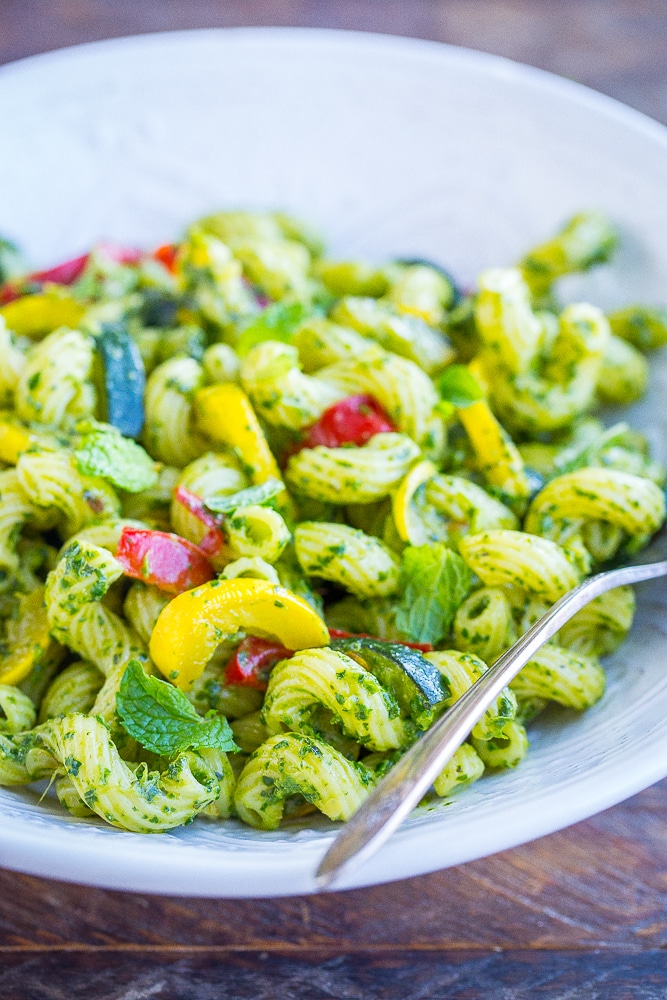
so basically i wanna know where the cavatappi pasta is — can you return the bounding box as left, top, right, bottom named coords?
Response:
left=0, top=209, right=664, bottom=834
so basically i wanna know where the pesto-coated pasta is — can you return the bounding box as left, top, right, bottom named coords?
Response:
left=241, top=342, right=343, bottom=430
left=285, top=432, right=420, bottom=504
left=525, top=467, right=666, bottom=555
left=458, top=530, right=581, bottom=601
left=510, top=643, right=605, bottom=711
left=143, top=356, right=207, bottom=467
left=0, top=206, right=663, bottom=839
left=39, top=714, right=220, bottom=832
left=15, top=327, right=96, bottom=428
left=295, top=522, right=400, bottom=598
left=432, top=742, right=485, bottom=798
left=234, top=732, right=370, bottom=830
left=262, top=647, right=409, bottom=751
left=38, top=660, right=104, bottom=722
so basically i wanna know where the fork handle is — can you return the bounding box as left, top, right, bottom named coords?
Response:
left=316, top=557, right=667, bottom=889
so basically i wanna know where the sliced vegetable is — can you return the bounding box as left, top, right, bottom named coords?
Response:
left=394, top=543, right=472, bottom=646
left=225, top=636, right=292, bottom=690
left=396, top=256, right=461, bottom=293
left=75, top=422, right=158, bottom=493
left=116, top=659, right=237, bottom=755
left=0, top=289, right=86, bottom=336
left=392, top=459, right=438, bottom=545
left=438, top=367, right=531, bottom=505
left=330, top=636, right=446, bottom=729
left=149, top=577, right=329, bottom=690
left=203, top=477, right=283, bottom=515
left=115, top=527, right=215, bottom=594
left=1, top=587, right=66, bottom=687
left=0, top=245, right=142, bottom=305
left=152, top=244, right=179, bottom=273
left=173, top=485, right=226, bottom=556
left=299, top=394, right=396, bottom=450
left=29, top=253, right=90, bottom=287
left=328, top=629, right=433, bottom=653
left=0, top=417, right=32, bottom=465
left=194, top=384, right=293, bottom=518
left=96, top=320, right=146, bottom=438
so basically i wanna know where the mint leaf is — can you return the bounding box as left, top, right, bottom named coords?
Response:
left=116, top=660, right=237, bottom=756
left=204, top=477, right=283, bottom=515
left=236, top=301, right=311, bottom=357
left=75, top=422, right=158, bottom=493
left=394, top=543, right=472, bottom=646
left=437, top=364, right=484, bottom=410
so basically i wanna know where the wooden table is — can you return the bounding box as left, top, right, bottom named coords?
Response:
left=1, top=3, right=667, bottom=997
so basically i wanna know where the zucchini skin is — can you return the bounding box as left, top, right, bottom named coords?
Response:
left=331, top=637, right=446, bottom=729
left=97, top=321, right=146, bottom=438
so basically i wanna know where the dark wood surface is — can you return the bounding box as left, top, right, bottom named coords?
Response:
left=2, top=3, right=667, bottom=997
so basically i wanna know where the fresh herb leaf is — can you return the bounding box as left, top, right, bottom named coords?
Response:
left=236, top=301, right=311, bottom=357
left=75, top=421, right=158, bottom=493
left=394, top=543, right=472, bottom=646
left=436, top=364, right=484, bottom=413
left=116, top=660, right=237, bottom=756
left=204, top=477, right=283, bottom=515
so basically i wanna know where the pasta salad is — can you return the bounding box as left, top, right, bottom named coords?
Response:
left=0, top=209, right=665, bottom=833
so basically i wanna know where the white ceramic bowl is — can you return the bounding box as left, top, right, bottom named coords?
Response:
left=1, top=28, right=667, bottom=897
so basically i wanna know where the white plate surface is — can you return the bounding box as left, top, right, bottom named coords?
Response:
left=1, top=28, right=667, bottom=897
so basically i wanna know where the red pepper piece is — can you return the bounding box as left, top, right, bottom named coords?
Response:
left=300, top=394, right=396, bottom=451
left=0, top=244, right=144, bottom=304
left=29, top=253, right=90, bottom=286
left=0, top=281, right=24, bottom=305
left=328, top=628, right=433, bottom=653
left=173, top=485, right=226, bottom=557
left=115, top=527, right=215, bottom=594
left=225, top=636, right=293, bottom=690
left=153, top=244, right=179, bottom=273
left=96, top=243, right=143, bottom=266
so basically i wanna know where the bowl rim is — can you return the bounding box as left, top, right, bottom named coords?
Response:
left=1, top=25, right=667, bottom=897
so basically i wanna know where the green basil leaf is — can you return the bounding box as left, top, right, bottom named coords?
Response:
left=116, top=660, right=237, bottom=756
left=437, top=364, right=484, bottom=409
left=75, top=421, right=158, bottom=493
left=236, top=301, right=312, bottom=357
left=394, top=543, right=472, bottom=646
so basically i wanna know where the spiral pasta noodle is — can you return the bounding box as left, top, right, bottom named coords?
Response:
left=0, top=206, right=662, bottom=839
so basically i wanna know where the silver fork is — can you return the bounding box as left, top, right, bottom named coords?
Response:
left=316, top=527, right=667, bottom=890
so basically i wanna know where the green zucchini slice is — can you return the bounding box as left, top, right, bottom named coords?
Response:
left=330, top=638, right=447, bottom=730
left=96, top=321, right=146, bottom=438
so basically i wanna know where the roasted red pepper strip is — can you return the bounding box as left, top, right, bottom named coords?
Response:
left=225, top=636, right=293, bottom=690
left=328, top=628, right=433, bottom=653
left=153, top=243, right=179, bottom=273
left=29, top=253, right=89, bottom=286
left=299, top=394, right=396, bottom=451
left=173, top=485, right=226, bottom=556
left=0, top=245, right=143, bottom=303
left=115, top=527, right=215, bottom=594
